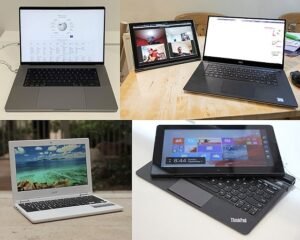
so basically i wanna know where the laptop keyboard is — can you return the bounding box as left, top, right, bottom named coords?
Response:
left=205, top=64, right=278, bottom=86
left=188, top=177, right=280, bottom=216
left=19, top=195, right=112, bottom=212
left=24, top=68, right=100, bottom=87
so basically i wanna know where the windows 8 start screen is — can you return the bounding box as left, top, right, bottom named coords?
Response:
left=162, top=129, right=273, bottom=168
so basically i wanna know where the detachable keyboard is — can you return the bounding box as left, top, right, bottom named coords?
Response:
left=205, top=64, right=278, bottom=86
left=24, top=68, right=100, bottom=87
left=19, top=195, right=113, bottom=212
left=188, top=177, right=280, bottom=216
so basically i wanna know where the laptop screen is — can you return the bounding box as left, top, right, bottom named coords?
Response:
left=204, top=17, right=285, bottom=65
left=161, top=129, right=273, bottom=168
left=14, top=143, right=88, bottom=192
left=20, top=8, right=105, bottom=63
left=130, top=20, right=201, bottom=70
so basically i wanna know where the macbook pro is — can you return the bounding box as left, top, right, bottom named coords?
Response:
left=5, top=7, right=118, bottom=112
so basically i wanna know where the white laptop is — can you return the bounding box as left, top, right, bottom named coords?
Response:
left=9, top=138, right=123, bottom=223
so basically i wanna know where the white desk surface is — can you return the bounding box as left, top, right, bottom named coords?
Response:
left=133, top=120, right=300, bottom=240
left=0, top=191, right=131, bottom=240
left=0, top=31, right=120, bottom=120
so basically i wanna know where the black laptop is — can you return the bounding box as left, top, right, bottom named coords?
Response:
left=137, top=125, right=296, bottom=234
left=184, top=16, right=298, bottom=108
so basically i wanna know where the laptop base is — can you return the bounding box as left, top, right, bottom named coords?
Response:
left=16, top=194, right=123, bottom=223
left=184, top=62, right=298, bottom=108
left=5, top=65, right=118, bottom=112
left=137, top=162, right=294, bottom=235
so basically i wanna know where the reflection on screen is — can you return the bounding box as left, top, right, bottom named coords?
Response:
left=132, top=21, right=199, bottom=67
left=162, top=129, right=273, bottom=168
left=15, top=144, right=88, bottom=192
left=20, top=9, right=105, bottom=62
left=204, top=17, right=285, bottom=64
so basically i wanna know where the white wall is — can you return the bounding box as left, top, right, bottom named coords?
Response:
left=121, top=0, right=300, bottom=23
left=0, top=0, right=120, bottom=35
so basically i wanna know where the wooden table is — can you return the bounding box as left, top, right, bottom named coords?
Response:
left=0, top=191, right=131, bottom=240
left=121, top=37, right=300, bottom=120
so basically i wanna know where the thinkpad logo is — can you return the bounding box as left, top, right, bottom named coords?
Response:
left=231, top=218, right=247, bottom=223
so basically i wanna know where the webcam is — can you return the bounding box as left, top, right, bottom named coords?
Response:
left=290, top=71, right=300, bottom=87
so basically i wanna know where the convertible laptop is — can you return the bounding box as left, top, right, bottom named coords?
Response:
left=129, top=20, right=201, bottom=71
left=184, top=16, right=298, bottom=108
left=9, top=138, right=122, bottom=223
left=137, top=125, right=296, bottom=234
left=5, top=7, right=118, bottom=112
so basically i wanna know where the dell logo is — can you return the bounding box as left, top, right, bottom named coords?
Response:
left=238, top=61, right=244, bottom=64
left=231, top=217, right=247, bottom=223
left=277, top=97, right=284, bottom=103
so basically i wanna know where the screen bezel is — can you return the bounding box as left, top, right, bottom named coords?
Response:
left=9, top=138, right=92, bottom=202
left=152, top=125, right=285, bottom=177
left=203, top=16, right=286, bottom=70
left=19, top=7, right=106, bottom=65
left=129, top=20, right=201, bottom=71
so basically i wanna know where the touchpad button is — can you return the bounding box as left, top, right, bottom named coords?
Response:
left=168, top=179, right=213, bottom=207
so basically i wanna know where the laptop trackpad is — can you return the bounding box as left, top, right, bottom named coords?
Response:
left=168, top=179, right=213, bottom=207
left=221, top=81, right=255, bottom=98
left=37, top=88, right=86, bottom=110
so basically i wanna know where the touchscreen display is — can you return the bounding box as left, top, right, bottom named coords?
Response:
left=131, top=21, right=200, bottom=69
left=162, top=129, right=273, bottom=168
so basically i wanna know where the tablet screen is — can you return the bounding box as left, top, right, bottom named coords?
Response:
left=129, top=20, right=201, bottom=71
left=152, top=125, right=284, bottom=176
left=162, top=129, right=272, bottom=168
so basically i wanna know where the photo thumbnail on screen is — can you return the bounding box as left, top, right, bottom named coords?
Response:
left=165, top=26, right=197, bottom=58
left=134, top=28, right=168, bottom=63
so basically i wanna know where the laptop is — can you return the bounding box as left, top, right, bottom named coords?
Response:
left=137, top=125, right=296, bottom=234
left=184, top=16, right=298, bottom=108
left=129, top=20, right=201, bottom=71
left=9, top=138, right=123, bottom=223
left=5, top=7, right=118, bottom=112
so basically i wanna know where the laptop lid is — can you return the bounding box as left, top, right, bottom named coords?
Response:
left=129, top=20, right=201, bottom=71
left=9, top=138, right=92, bottom=202
left=19, top=7, right=105, bottom=65
left=203, top=16, right=285, bottom=69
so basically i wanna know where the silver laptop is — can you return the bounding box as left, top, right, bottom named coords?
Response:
left=5, top=7, right=118, bottom=112
left=9, top=138, right=122, bottom=223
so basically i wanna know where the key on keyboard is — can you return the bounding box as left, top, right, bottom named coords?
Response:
left=24, top=68, right=100, bottom=87
left=205, top=64, right=278, bottom=86
left=188, top=177, right=280, bottom=216
left=19, top=195, right=110, bottom=212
